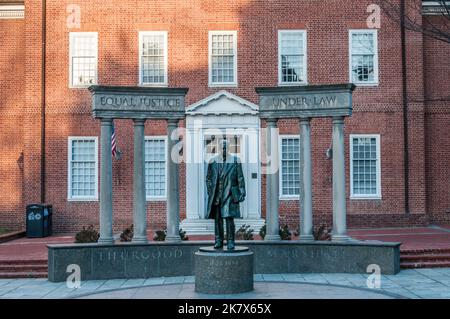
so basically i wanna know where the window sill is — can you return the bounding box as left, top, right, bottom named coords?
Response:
left=208, top=83, right=238, bottom=88
left=278, top=82, right=308, bottom=87
left=69, top=85, right=95, bottom=89
left=352, top=82, right=379, bottom=87
left=146, top=197, right=167, bottom=202
left=67, top=198, right=99, bottom=202
left=350, top=196, right=382, bottom=200
left=279, top=196, right=299, bottom=201
left=139, top=83, right=169, bottom=87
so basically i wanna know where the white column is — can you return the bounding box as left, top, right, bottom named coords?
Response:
left=332, top=116, right=350, bottom=241
left=165, top=119, right=181, bottom=242
left=299, top=118, right=314, bottom=241
left=132, top=119, right=147, bottom=244
left=98, top=118, right=114, bottom=245
left=265, top=118, right=281, bottom=241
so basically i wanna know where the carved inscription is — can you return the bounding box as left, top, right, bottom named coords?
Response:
left=99, top=96, right=182, bottom=110
left=97, top=248, right=183, bottom=262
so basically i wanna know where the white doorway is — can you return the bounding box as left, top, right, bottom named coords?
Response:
left=182, top=91, right=264, bottom=234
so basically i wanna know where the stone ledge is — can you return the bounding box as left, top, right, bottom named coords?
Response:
left=48, top=240, right=400, bottom=282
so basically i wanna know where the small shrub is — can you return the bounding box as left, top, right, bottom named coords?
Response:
left=120, top=224, right=134, bottom=242
left=179, top=228, right=189, bottom=241
left=259, top=223, right=291, bottom=240
left=313, top=223, right=332, bottom=241
left=75, top=225, right=100, bottom=243
left=153, top=228, right=189, bottom=241
left=259, top=224, right=266, bottom=239
left=235, top=224, right=254, bottom=240
left=153, top=228, right=166, bottom=241
left=279, top=225, right=292, bottom=240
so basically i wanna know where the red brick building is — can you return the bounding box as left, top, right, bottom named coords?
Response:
left=0, top=0, right=449, bottom=234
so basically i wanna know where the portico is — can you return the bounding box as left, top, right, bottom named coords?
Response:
left=182, top=90, right=264, bottom=234
left=89, top=85, right=188, bottom=244
left=256, top=84, right=356, bottom=242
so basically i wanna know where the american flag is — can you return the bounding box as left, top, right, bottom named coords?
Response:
left=111, top=121, right=117, bottom=158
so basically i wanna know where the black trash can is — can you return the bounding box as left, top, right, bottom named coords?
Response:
left=26, top=204, right=53, bottom=238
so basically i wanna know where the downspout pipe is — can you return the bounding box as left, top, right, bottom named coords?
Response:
left=400, top=0, right=410, bottom=215
left=40, top=0, right=47, bottom=203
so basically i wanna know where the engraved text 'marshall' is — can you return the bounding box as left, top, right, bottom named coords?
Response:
left=271, top=95, right=337, bottom=109
left=99, top=96, right=182, bottom=109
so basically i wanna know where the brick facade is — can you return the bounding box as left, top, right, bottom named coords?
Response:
left=0, top=0, right=448, bottom=233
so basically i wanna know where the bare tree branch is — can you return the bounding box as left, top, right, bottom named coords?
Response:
left=377, top=0, right=450, bottom=44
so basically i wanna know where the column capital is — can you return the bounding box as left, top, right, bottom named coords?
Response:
left=332, top=116, right=345, bottom=124
left=299, top=117, right=311, bottom=124
left=167, top=118, right=179, bottom=126
left=100, top=118, right=113, bottom=125
left=266, top=118, right=278, bottom=127
left=133, top=118, right=146, bottom=125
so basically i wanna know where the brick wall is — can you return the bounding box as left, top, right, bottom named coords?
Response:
left=424, top=16, right=450, bottom=224
left=0, top=0, right=446, bottom=233
left=0, top=18, right=25, bottom=230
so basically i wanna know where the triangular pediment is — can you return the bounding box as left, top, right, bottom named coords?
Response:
left=186, top=90, right=259, bottom=115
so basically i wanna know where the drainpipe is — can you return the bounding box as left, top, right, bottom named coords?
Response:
left=400, top=0, right=410, bottom=215
left=40, top=0, right=47, bottom=203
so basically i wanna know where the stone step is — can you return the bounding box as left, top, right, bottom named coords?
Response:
left=0, top=259, right=47, bottom=266
left=401, top=248, right=450, bottom=255
left=400, top=254, right=450, bottom=262
left=0, top=271, right=47, bottom=279
left=0, top=230, right=26, bottom=244
left=181, top=219, right=266, bottom=235
left=0, top=264, right=48, bottom=272
left=400, top=261, right=450, bottom=269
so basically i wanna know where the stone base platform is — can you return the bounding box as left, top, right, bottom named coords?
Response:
left=47, top=240, right=400, bottom=282
left=195, top=246, right=253, bottom=294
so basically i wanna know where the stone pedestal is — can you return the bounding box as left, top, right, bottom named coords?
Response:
left=194, top=246, right=254, bottom=294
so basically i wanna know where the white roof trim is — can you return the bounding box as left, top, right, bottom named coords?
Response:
left=186, top=90, right=259, bottom=115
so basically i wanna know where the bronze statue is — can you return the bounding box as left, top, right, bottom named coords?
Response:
left=205, top=138, right=246, bottom=250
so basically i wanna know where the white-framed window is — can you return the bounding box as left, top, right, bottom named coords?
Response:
left=69, top=32, right=98, bottom=87
left=139, top=31, right=168, bottom=86
left=349, top=29, right=379, bottom=85
left=145, top=136, right=167, bottom=200
left=68, top=137, right=98, bottom=201
left=278, top=30, right=307, bottom=85
left=279, top=135, right=300, bottom=199
left=208, top=31, right=238, bottom=87
left=350, top=134, right=381, bottom=199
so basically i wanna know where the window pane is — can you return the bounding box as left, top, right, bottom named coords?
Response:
left=352, top=137, right=378, bottom=196
left=281, top=138, right=300, bottom=196
left=71, top=34, right=97, bottom=86
left=70, top=139, right=96, bottom=198
left=280, top=32, right=305, bottom=83
left=351, top=32, right=376, bottom=83
left=145, top=139, right=166, bottom=197
left=141, top=34, right=166, bottom=84
left=211, top=33, right=235, bottom=84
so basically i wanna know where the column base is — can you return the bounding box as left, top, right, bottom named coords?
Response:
left=332, top=234, right=352, bottom=242
left=97, top=237, right=114, bottom=245
left=165, top=235, right=182, bottom=243
left=264, top=234, right=281, bottom=241
left=131, top=236, right=148, bottom=244
left=298, top=234, right=315, bottom=242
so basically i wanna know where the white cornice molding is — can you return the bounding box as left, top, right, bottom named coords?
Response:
left=0, top=4, right=24, bottom=19
left=422, top=1, right=450, bottom=15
